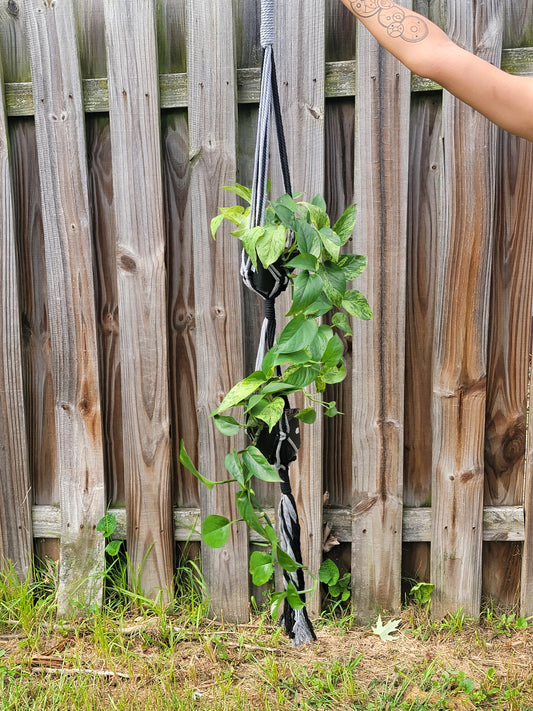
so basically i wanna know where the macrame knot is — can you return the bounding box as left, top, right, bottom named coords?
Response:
left=260, top=0, right=275, bottom=47
left=264, top=297, right=275, bottom=321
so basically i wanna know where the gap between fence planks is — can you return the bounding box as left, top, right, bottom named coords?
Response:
left=25, top=0, right=106, bottom=613
left=0, top=52, right=32, bottom=581
left=351, top=3, right=411, bottom=618
left=104, top=0, right=174, bottom=602
left=187, top=0, right=249, bottom=623
left=430, top=0, right=501, bottom=618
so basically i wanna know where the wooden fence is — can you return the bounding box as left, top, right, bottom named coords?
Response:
left=1, top=0, right=533, bottom=621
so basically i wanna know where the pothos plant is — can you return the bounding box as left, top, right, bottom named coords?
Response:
left=180, top=184, right=372, bottom=617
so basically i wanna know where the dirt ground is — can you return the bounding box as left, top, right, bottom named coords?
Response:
left=2, top=609, right=533, bottom=709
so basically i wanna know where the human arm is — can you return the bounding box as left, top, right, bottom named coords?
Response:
left=340, top=0, right=533, bottom=141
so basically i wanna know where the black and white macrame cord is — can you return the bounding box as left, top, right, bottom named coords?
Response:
left=242, top=0, right=316, bottom=647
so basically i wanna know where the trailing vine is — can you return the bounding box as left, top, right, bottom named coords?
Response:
left=180, top=185, right=371, bottom=616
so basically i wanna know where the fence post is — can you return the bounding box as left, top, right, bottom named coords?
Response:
left=430, top=0, right=501, bottom=618
left=187, top=0, right=249, bottom=622
left=351, top=1, right=411, bottom=618
left=104, top=0, right=174, bottom=602
left=25, top=0, right=106, bottom=613
left=0, top=55, right=32, bottom=581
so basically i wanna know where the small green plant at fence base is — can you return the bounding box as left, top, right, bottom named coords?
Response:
left=318, top=558, right=351, bottom=610
left=410, top=581, right=434, bottom=609
left=482, top=604, right=529, bottom=635
left=181, top=185, right=371, bottom=613
left=96, top=513, right=122, bottom=557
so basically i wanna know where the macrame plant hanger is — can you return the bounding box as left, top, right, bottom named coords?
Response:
left=241, top=0, right=317, bottom=647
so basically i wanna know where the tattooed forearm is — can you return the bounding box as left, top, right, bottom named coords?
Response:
left=350, top=0, right=429, bottom=43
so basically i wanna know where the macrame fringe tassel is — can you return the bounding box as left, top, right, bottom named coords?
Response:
left=278, top=493, right=316, bottom=646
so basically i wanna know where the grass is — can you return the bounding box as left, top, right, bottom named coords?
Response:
left=1, top=562, right=533, bottom=710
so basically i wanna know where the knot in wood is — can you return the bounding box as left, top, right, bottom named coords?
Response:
left=354, top=495, right=378, bottom=515
left=119, top=254, right=137, bottom=273
left=101, top=311, right=119, bottom=335
left=78, top=397, right=90, bottom=415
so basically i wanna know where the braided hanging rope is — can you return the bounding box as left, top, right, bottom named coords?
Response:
left=242, top=0, right=316, bottom=647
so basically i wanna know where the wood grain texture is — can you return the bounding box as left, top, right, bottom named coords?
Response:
left=104, top=0, right=173, bottom=601
left=351, top=3, right=411, bottom=618
left=10, top=120, right=58, bottom=509
left=25, top=0, right=106, bottom=612
left=405, top=94, right=442, bottom=511
left=274, top=0, right=326, bottom=619
left=32, top=502, right=525, bottom=543
left=0, top=0, right=30, bottom=83
left=430, top=0, right=501, bottom=618
left=73, top=0, right=106, bottom=79
left=323, top=100, right=355, bottom=509
left=325, top=0, right=356, bottom=62
left=235, top=0, right=261, bottom=68
left=187, top=0, right=249, bottom=622
left=86, top=116, right=124, bottom=506
left=503, top=0, right=533, bottom=49
left=403, top=91, right=442, bottom=584
left=157, top=0, right=187, bottom=75
left=4, top=49, right=533, bottom=117
left=502, top=5, right=533, bottom=614
left=403, top=91, right=443, bottom=586
left=157, top=1, right=197, bottom=511
left=485, top=135, right=533, bottom=605
left=161, top=112, right=199, bottom=509
left=0, top=61, right=32, bottom=580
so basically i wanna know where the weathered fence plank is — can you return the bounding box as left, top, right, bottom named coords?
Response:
left=157, top=1, right=198, bottom=512
left=274, top=0, right=326, bottom=619
left=3, top=48, right=533, bottom=117
left=32, top=501, right=525, bottom=544
left=104, top=0, right=174, bottom=601
left=187, top=0, right=249, bottom=622
left=162, top=114, right=198, bottom=509
left=503, top=0, right=533, bottom=48
left=0, top=0, right=30, bottom=83
left=11, top=120, right=58, bottom=545
left=0, top=59, right=32, bottom=580
left=323, top=99, right=355, bottom=510
left=77, top=0, right=123, bottom=507
left=431, top=0, right=502, bottom=618
left=505, top=0, right=533, bottom=617
left=484, top=134, right=533, bottom=605
left=25, top=0, right=106, bottom=611
left=403, top=91, right=443, bottom=584
left=86, top=117, right=124, bottom=506
left=351, top=3, right=411, bottom=618
left=322, top=0, right=357, bottom=515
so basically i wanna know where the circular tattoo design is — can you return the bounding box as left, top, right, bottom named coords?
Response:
left=350, top=0, right=381, bottom=18
left=401, top=16, right=429, bottom=42
left=378, top=9, right=406, bottom=27
left=387, top=21, right=405, bottom=38
left=350, top=1, right=430, bottom=44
